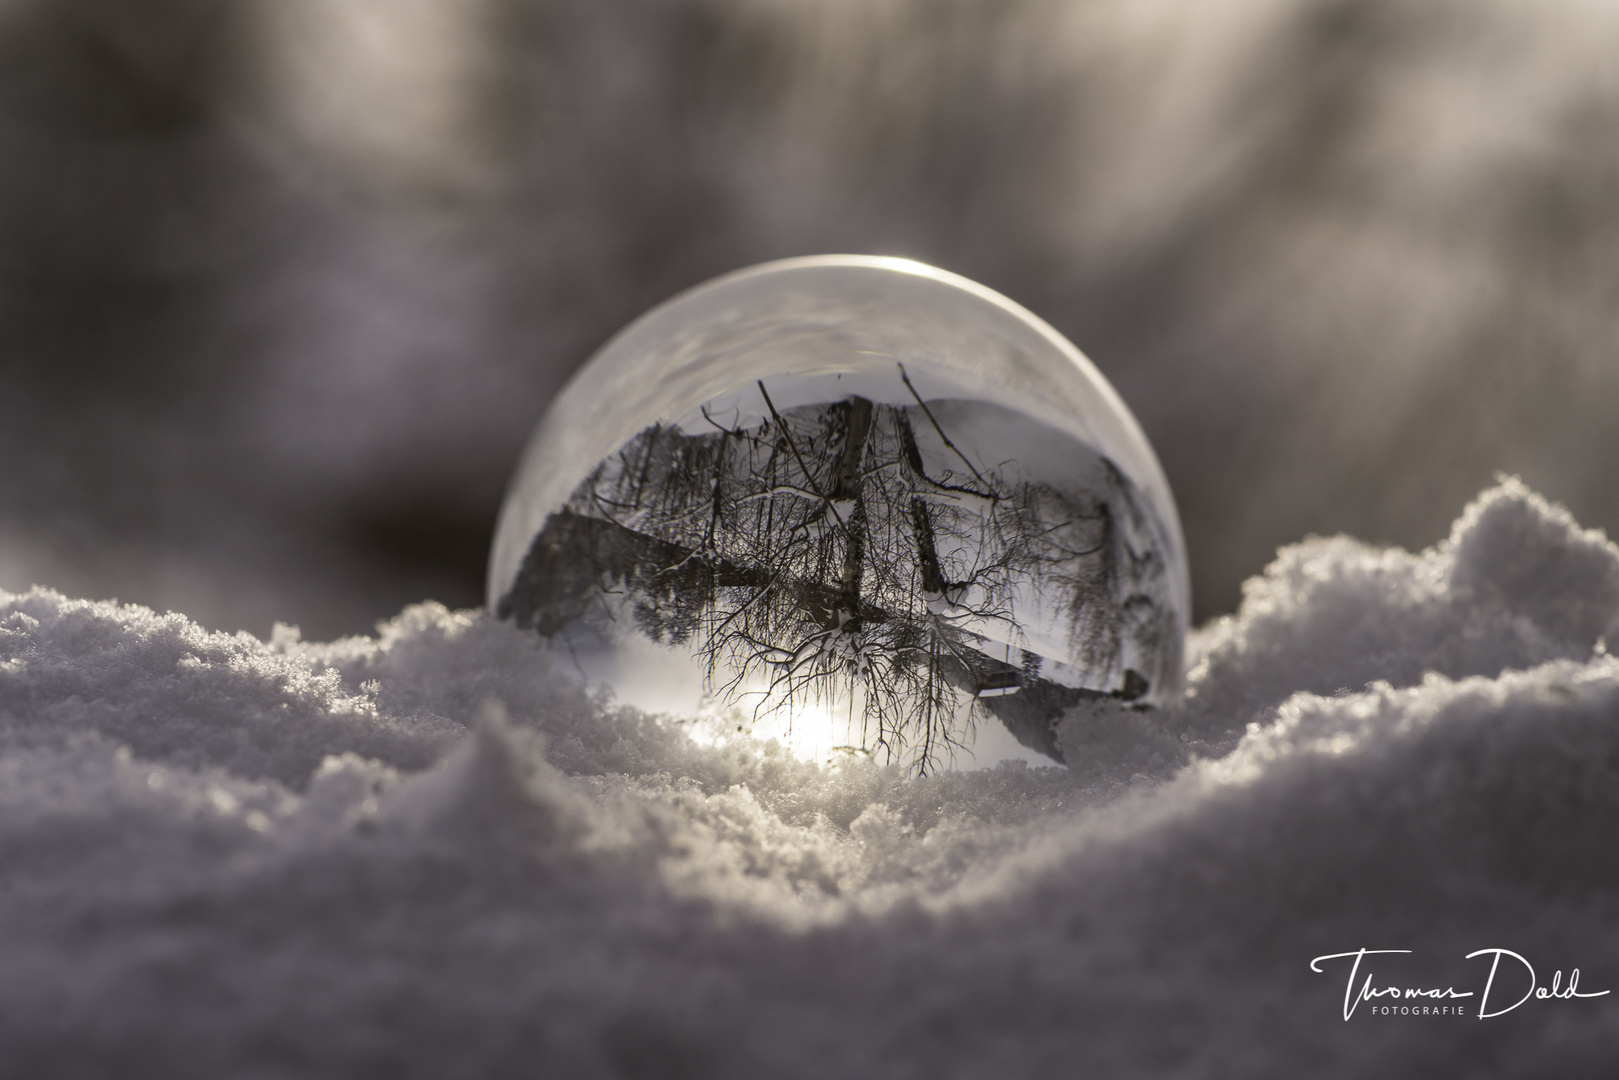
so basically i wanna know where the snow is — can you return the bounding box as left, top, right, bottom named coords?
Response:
left=4, top=478, right=1618, bottom=1075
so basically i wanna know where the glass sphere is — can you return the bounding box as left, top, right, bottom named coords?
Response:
left=489, top=256, right=1189, bottom=773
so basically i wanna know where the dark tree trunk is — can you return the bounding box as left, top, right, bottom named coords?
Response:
left=830, top=396, right=873, bottom=615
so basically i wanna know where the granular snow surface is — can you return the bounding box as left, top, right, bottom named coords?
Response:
left=3, top=479, right=1618, bottom=1077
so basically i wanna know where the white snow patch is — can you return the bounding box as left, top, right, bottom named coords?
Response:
left=2, top=478, right=1617, bottom=1075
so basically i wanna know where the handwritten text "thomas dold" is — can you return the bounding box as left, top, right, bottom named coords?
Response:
left=1310, top=949, right=1610, bottom=1020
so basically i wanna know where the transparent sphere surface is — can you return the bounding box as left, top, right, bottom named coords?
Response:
left=490, top=256, right=1189, bottom=773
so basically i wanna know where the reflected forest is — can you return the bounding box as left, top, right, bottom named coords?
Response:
left=500, top=368, right=1173, bottom=773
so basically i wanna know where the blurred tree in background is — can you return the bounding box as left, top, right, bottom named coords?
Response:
left=3, top=0, right=1618, bottom=638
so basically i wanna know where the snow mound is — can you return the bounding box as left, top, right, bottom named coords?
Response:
left=3, top=479, right=1617, bottom=1076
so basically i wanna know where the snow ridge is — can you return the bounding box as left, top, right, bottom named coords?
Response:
left=2, top=479, right=1617, bottom=1076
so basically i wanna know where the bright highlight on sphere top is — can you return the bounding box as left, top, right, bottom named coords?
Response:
left=489, top=256, right=1190, bottom=773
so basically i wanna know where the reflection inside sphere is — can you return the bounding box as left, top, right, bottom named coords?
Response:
left=490, top=257, right=1189, bottom=773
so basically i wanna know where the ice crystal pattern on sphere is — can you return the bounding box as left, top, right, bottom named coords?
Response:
left=490, top=257, right=1189, bottom=773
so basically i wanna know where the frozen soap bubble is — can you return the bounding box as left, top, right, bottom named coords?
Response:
left=489, top=256, right=1189, bottom=773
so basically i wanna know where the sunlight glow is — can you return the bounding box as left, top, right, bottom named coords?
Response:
left=746, top=694, right=869, bottom=766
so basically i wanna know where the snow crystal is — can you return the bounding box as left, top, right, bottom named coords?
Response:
left=2, top=479, right=1617, bottom=1076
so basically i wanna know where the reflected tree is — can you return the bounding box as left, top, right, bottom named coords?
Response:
left=501, top=365, right=1170, bottom=773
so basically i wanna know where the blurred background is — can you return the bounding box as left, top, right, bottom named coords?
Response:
left=1, top=0, right=1617, bottom=640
